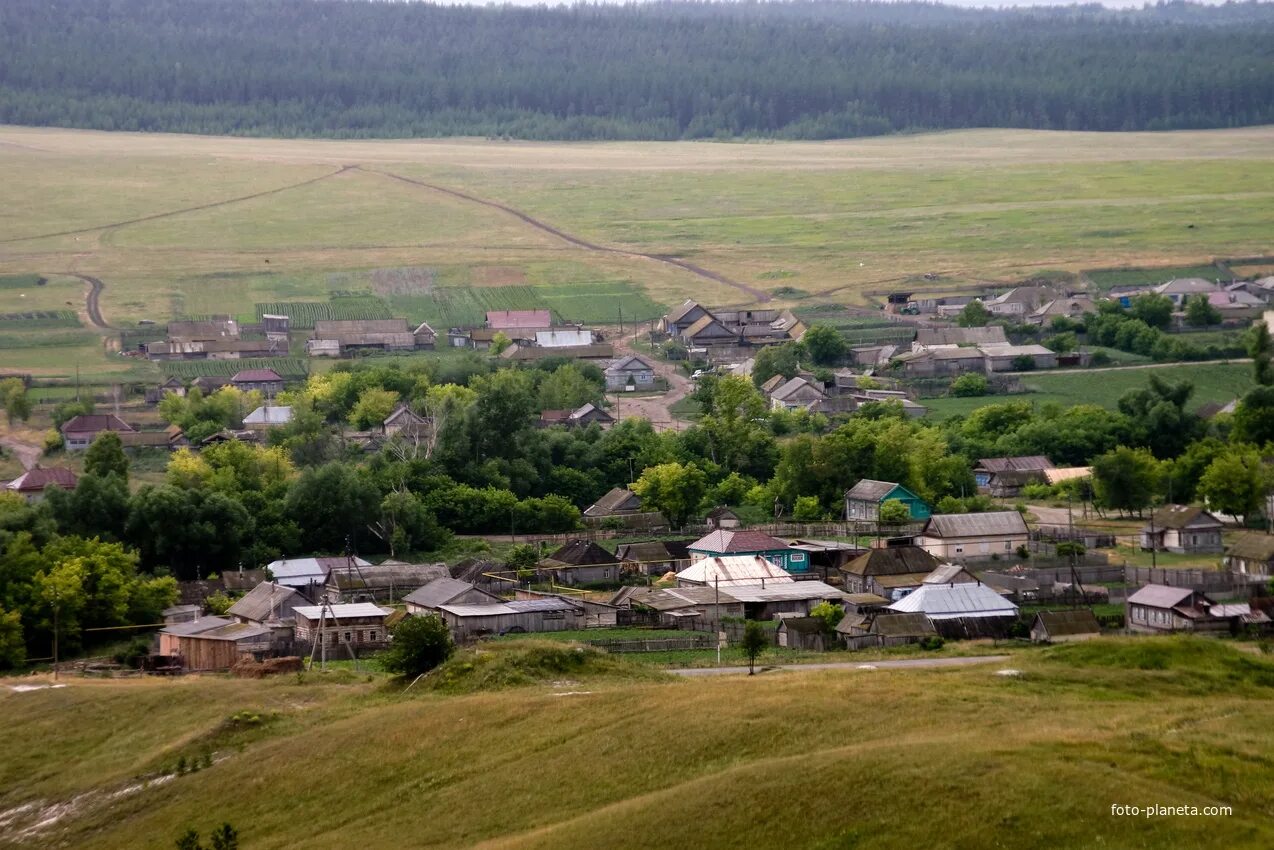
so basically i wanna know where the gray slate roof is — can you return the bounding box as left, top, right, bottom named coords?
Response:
left=226, top=582, right=303, bottom=623
left=403, top=577, right=490, bottom=609
left=922, top=511, right=1029, bottom=539
left=845, top=479, right=901, bottom=502
left=1033, top=609, right=1101, bottom=637
left=1145, top=505, right=1222, bottom=531
left=1125, top=584, right=1196, bottom=608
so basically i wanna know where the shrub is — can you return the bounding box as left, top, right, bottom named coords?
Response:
left=919, top=635, right=945, bottom=651
left=1089, top=351, right=1111, bottom=367
left=951, top=373, right=988, bottom=397
left=382, top=614, right=455, bottom=678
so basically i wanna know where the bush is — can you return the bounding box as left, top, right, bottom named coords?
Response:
left=113, top=636, right=154, bottom=666
left=1089, top=350, right=1111, bottom=367
left=382, top=615, right=455, bottom=678
left=950, top=373, right=988, bottom=397
left=919, top=635, right=945, bottom=651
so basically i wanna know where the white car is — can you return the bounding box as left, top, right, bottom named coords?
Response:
left=690, top=369, right=706, bottom=380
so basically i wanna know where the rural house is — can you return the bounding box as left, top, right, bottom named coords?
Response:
left=688, top=529, right=806, bottom=573
left=265, top=555, right=372, bottom=598
left=60, top=414, right=134, bottom=451
left=243, top=404, right=293, bottom=431
left=980, top=344, right=1059, bottom=373
left=1141, top=505, right=1223, bottom=554
left=915, top=511, right=1031, bottom=561
left=676, top=555, right=794, bottom=587
left=886, top=580, right=1019, bottom=638
left=1030, top=609, right=1101, bottom=643
left=403, top=577, right=502, bottom=615
left=913, top=326, right=1008, bottom=349
left=661, top=300, right=713, bottom=336
left=226, top=582, right=305, bottom=625
left=584, top=487, right=644, bottom=519
left=1027, top=296, right=1097, bottom=326
left=326, top=561, right=449, bottom=603
left=704, top=506, right=741, bottom=530
left=293, top=603, right=392, bottom=650
left=604, top=354, right=657, bottom=391
left=535, top=328, right=595, bottom=348
left=1126, top=585, right=1224, bottom=635
left=615, top=586, right=745, bottom=629
left=838, top=546, right=940, bottom=596
left=1223, top=532, right=1274, bottom=577
left=837, top=612, right=937, bottom=651
left=973, top=456, right=1055, bottom=490
left=767, top=376, right=828, bottom=411
left=230, top=368, right=284, bottom=396
left=1153, top=278, right=1220, bottom=306
left=382, top=405, right=430, bottom=439
left=844, top=479, right=931, bottom=523
left=719, top=580, right=846, bottom=620
left=4, top=466, right=77, bottom=503
left=158, top=616, right=274, bottom=672
left=439, top=597, right=583, bottom=642
left=540, top=540, right=622, bottom=585
left=614, top=540, right=693, bottom=576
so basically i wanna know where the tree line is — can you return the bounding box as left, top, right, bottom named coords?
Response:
left=1, top=0, right=1271, bottom=140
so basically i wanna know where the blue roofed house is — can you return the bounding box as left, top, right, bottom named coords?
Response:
left=687, top=529, right=808, bottom=574
left=844, top=479, right=931, bottom=523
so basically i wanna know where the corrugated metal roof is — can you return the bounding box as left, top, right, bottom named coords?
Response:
left=403, top=577, right=482, bottom=608
left=922, top=511, right=1029, bottom=539
left=718, top=581, right=843, bottom=603
left=506, top=598, right=582, bottom=613
left=689, top=529, right=789, bottom=555
left=1126, top=584, right=1196, bottom=608
left=887, top=583, right=1018, bottom=619
left=293, top=603, right=390, bottom=621
left=923, top=564, right=973, bottom=584
left=845, top=479, right=901, bottom=502
left=226, top=582, right=303, bottom=622
left=267, top=556, right=372, bottom=579
left=536, top=329, right=594, bottom=348
left=243, top=405, right=293, bottom=425
left=676, top=555, right=793, bottom=586
left=160, top=616, right=235, bottom=636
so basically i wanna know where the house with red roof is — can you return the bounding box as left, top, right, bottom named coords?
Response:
left=485, top=310, right=553, bottom=332
left=687, top=528, right=808, bottom=574
left=4, top=466, right=78, bottom=503
left=60, top=414, right=134, bottom=451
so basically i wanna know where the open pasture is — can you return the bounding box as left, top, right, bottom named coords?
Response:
left=0, top=125, right=1271, bottom=378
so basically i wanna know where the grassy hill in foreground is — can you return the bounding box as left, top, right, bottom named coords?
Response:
left=1, top=637, right=1272, bottom=849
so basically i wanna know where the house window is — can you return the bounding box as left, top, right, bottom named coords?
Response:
left=1004, top=541, right=1012, bottom=551
left=344, top=631, right=352, bottom=643
left=955, top=546, right=963, bottom=554
left=369, top=630, right=378, bottom=642
left=790, top=552, right=805, bottom=562
left=603, top=569, right=610, bottom=578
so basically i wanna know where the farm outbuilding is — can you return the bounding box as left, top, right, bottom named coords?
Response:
left=438, top=597, right=584, bottom=642
left=403, top=577, right=503, bottom=615
left=158, top=617, right=274, bottom=672
left=776, top=617, right=829, bottom=650
left=837, top=612, right=937, bottom=651
left=886, top=581, right=1019, bottom=639
left=292, top=603, right=392, bottom=649
left=1030, top=610, right=1101, bottom=643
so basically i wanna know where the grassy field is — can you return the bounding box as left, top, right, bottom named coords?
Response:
left=924, top=361, right=1256, bottom=419
left=0, top=125, right=1271, bottom=380
left=1, top=637, right=1272, bottom=848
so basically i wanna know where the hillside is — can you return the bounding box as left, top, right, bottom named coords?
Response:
left=1, top=638, right=1271, bottom=848
left=1, top=0, right=1272, bottom=140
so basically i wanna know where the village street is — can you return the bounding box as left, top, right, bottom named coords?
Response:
left=605, top=329, right=694, bottom=431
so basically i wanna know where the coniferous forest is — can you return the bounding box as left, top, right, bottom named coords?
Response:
left=0, top=0, right=1272, bottom=140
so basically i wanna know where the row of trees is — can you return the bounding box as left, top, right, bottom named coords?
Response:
left=2, top=0, right=1271, bottom=139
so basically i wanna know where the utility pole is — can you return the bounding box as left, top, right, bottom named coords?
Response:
left=51, top=593, right=59, bottom=682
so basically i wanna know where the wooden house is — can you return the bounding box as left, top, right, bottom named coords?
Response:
left=605, top=355, right=657, bottom=391
left=886, top=580, right=1019, bottom=639
left=403, top=577, right=502, bottom=615
left=838, top=546, right=940, bottom=596
left=438, top=597, right=583, bottom=642
left=614, top=540, right=693, bottom=576
left=4, top=466, right=77, bottom=503
left=292, top=603, right=392, bottom=650
left=226, top=582, right=305, bottom=625
left=915, top=511, right=1030, bottom=561
left=1126, top=585, right=1225, bottom=635
left=325, top=561, right=449, bottom=603
left=973, top=456, right=1054, bottom=491
left=837, top=612, right=936, bottom=651
left=767, top=376, right=827, bottom=411
left=1030, top=609, right=1101, bottom=643
left=1141, top=506, right=1223, bottom=554
left=661, top=300, right=713, bottom=337
left=704, top=506, right=741, bottom=530
left=382, top=406, right=430, bottom=439
left=1224, top=532, right=1274, bottom=577
left=722, top=580, right=847, bottom=620
left=615, top=585, right=744, bottom=629
left=584, top=487, right=644, bottom=519
left=243, top=405, right=293, bottom=431
left=540, top=540, right=622, bottom=585
left=60, top=414, right=134, bottom=451
left=230, top=368, right=284, bottom=396
left=688, top=529, right=807, bottom=573
left=844, top=479, right=931, bottom=523
left=776, top=617, right=829, bottom=651
left=158, top=616, right=274, bottom=672
left=309, top=319, right=420, bottom=354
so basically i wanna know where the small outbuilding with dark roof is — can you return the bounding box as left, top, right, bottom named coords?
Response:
left=1030, top=609, right=1101, bottom=643
left=403, top=577, right=502, bottom=615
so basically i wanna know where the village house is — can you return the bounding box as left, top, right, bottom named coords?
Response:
left=1153, top=277, right=1220, bottom=306
left=501, top=342, right=615, bottom=362
left=158, top=616, right=274, bottom=672
left=438, top=597, right=584, bottom=642
left=982, top=285, right=1060, bottom=317
left=892, top=347, right=986, bottom=377
left=614, top=539, right=693, bottom=576
left=981, top=344, right=1059, bottom=372
left=540, top=539, right=622, bottom=585
left=838, top=546, right=941, bottom=597
left=1140, top=505, right=1224, bottom=554
left=844, top=479, right=931, bottom=523
left=118, top=425, right=188, bottom=452
left=145, top=338, right=278, bottom=361
left=1126, top=585, right=1225, bottom=635
left=60, top=413, right=134, bottom=451
left=1030, top=609, right=1101, bottom=643
left=688, top=529, right=807, bottom=573
left=293, top=603, right=393, bottom=651
left=676, top=555, right=794, bottom=587
left=719, top=580, right=846, bottom=620
left=913, top=326, right=1009, bottom=350
left=243, top=404, right=293, bottom=431
left=767, top=376, right=828, bottom=411
left=486, top=309, right=553, bottom=332
left=973, top=456, right=1055, bottom=490
left=584, top=487, right=644, bottom=519
left=661, top=300, right=714, bottom=337
left=308, top=318, right=431, bottom=355
left=230, top=368, right=284, bottom=397
left=403, top=577, right=502, bottom=615
left=226, top=582, right=305, bottom=625
left=191, top=375, right=231, bottom=394
left=1027, top=296, right=1098, bottom=326
left=604, top=354, right=658, bottom=391
left=837, top=611, right=937, bottom=651
left=704, top=506, right=741, bottom=530
left=3, top=466, right=77, bottom=503
left=612, top=586, right=744, bottom=629
left=886, top=580, right=1019, bottom=638
left=221, top=568, right=268, bottom=594
left=1223, top=532, right=1274, bottom=577
left=915, top=511, right=1031, bottom=561
left=145, top=376, right=187, bottom=404
left=265, top=555, right=373, bottom=598
left=325, top=561, right=449, bottom=603
left=381, top=405, right=430, bottom=439
left=535, top=328, right=595, bottom=348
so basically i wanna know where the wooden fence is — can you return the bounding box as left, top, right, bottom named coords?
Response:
left=586, top=635, right=713, bottom=653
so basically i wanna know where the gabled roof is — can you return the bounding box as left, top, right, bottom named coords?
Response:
left=689, top=529, right=789, bottom=554
left=413, top=321, right=437, bottom=336
left=683, top=315, right=736, bottom=339
left=60, top=414, right=133, bottom=435
left=231, top=368, right=282, bottom=383
left=705, top=506, right=739, bottom=521
left=615, top=540, right=694, bottom=563
left=486, top=309, right=553, bottom=330
left=611, top=585, right=735, bottom=612
left=586, top=487, right=642, bottom=516
left=887, top=582, right=1019, bottom=619
left=292, top=603, right=391, bottom=621
left=716, top=581, right=842, bottom=603
left=778, top=617, right=824, bottom=635
left=1145, top=505, right=1222, bottom=531
left=845, top=479, right=904, bottom=502
left=1154, top=278, right=1218, bottom=295
left=160, top=616, right=235, bottom=637
left=1033, top=609, right=1101, bottom=637
left=267, top=556, right=372, bottom=582
left=1126, top=584, right=1199, bottom=608
left=605, top=354, right=656, bottom=374
left=676, top=555, right=793, bottom=586
left=403, top=577, right=498, bottom=609
left=770, top=376, right=826, bottom=402
left=843, top=612, right=937, bottom=637
left=923, top=564, right=975, bottom=584
left=1225, top=532, right=1274, bottom=563
left=6, top=467, right=77, bottom=493
left=759, top=374, right=786, bottom=394
left=327, top=562, right=449, bottom=591
left=569, top=402, right=612, bottom=422
left=542, top=539, right=619, bottom=567
left=975, top=456, right=1054, bottom=473
left=841, top=546, right=939, bottom=578
left=384, top=405, right=427, bottom=426
left=666, top=300, right=708, bottom=325
left=921, top=511, right=1029, bottom=539
left=914, top=327, right=1008, bottom=347
left=536, top=329, right=595, bottom=348
left=243, top=405, right=293, bottom=425
left=226, top=582, right=303, bottom=622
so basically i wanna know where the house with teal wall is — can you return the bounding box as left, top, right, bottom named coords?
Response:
left=687, top=529, right=808, bottom=574
left=844, top=479, right=931, bottom=523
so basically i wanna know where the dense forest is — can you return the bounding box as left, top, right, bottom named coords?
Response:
left=0, top=0, right=1272, bottom=140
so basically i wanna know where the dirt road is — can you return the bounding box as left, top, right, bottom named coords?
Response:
left=66, top=273, right=109, bottom=329
left=0, top=432, right=42, bottom=471
left=670, top=654, right=1011, bottom=677
left=607, top=332, right=694, bottom=431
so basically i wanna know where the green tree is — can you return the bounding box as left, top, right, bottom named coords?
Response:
left=1232, top=386, right=1274, bottom=446
left=490, top=331, right=511, bottom=354
left=1044, top=331, right=1077, bottom=353
left=1197, top=447, right=1269, bottom=522
left=537, top=364, right=603, bottom=411
left=1184, top=294, right=1221, bottom=327
left=503, top=543, right=540, bottom=573
left=792, top=495, right=822, bottom=521
left=0, top=379, right=31, bottom=424
left=808, top=600, right=844, bottom=634
left=742, top=620, right=768, bottom=675
left=950, top=373, right=988, bottom=397
left=878, top=498, right=911, bottom=526
left=751, top=342, right=801, bottom=388
left=0, top=608, right=25, bottom=669
left=285, top=463, right=383, bottom=551
left=348, top=387, right=400, bottom=431
left=1091, top=446, right=1161, bottom=517
left=1129, top=293, right=1174, bottom=329
left=956, top=300, right=989, bottom=327
left=1249, top=320, right=1274, bottom=386
left=382, top=614, right=455, bottom=678
left=631, top=462, right=708, bottom=529
left=84, top=431, right=129, bottom=480
left=801, top=324, right=846, bottom=366
left=371, top=490, right=450, bottom=556
left=46, top=473, right=131, bottom=540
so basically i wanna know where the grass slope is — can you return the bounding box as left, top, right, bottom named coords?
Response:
left=1, top=638, right=1272, bottom=849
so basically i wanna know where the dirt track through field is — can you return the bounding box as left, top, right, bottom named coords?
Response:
left=368, top=167, right=771, bottom=303
left=0, top=165, right=355, bottom=245
left=64, top=273, right=109, bottom=329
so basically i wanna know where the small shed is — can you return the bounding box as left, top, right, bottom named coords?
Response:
left=776, top=617, right=829, bottom=651
left=837, top=612, right=937, bottom=651
left=325, top=561, right=450, bottom=603
left=1030, top=609, right=1101, bottom=643
left=438, top=597, right=584, bottom=642
left=403, top=577, right=502, bottom=615
left=704, top=506, right=741, bottom=530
